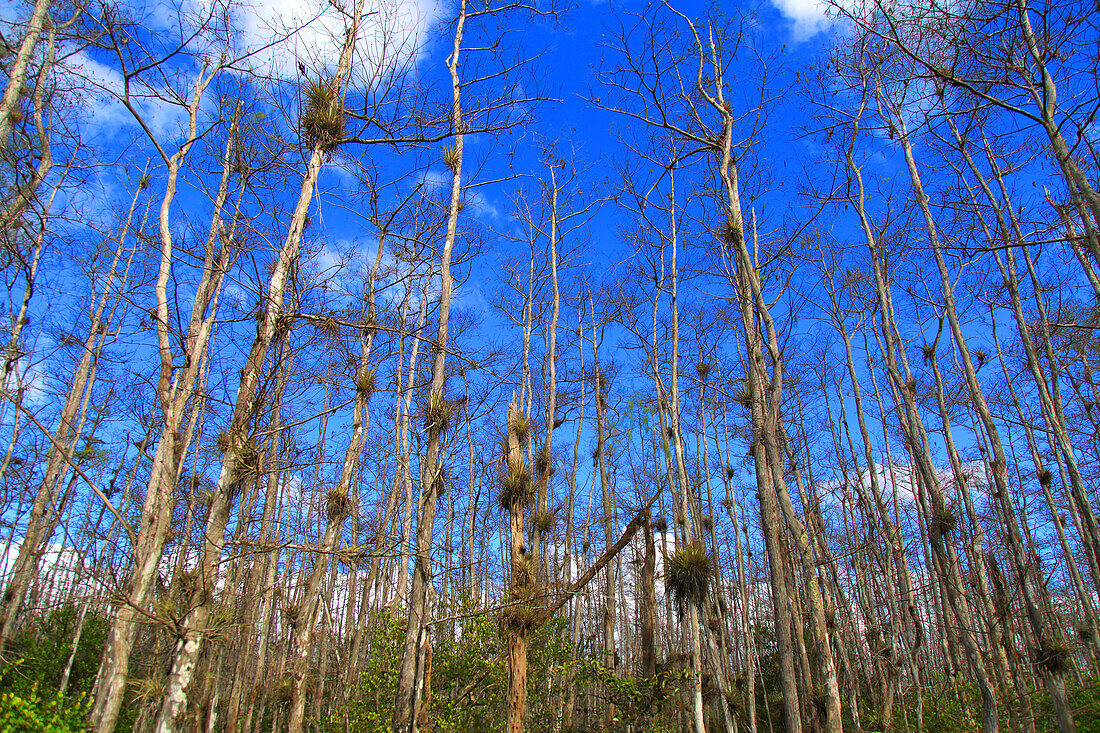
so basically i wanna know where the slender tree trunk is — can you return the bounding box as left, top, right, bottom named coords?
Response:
left=845, top=98, right=998, bottom=732
left=393, top=4, right=467, bottom=727
left=90, top=89, right=237, bottom=733
left=152, top=22, right=365, bottom=722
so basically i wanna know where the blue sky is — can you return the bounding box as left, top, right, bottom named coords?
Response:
left=7, top=0, right=1096, bottom=597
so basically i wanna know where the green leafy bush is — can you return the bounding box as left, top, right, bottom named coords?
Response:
left=0, top=685, right=88, bottom=732
left=325, top=599, right=581, bottom=733
left=2, top=605, right=107, bottom=697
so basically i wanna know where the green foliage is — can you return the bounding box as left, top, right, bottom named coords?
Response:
left=301, top=79, right=344, bottom=151
left=1034, top=674, right=1100, bottom=732
left=574, top=659, right=687, bottom=731
left=883, top=674, right=1100, bottom=733
left=0, top=686, right=88, bottom=732
left=912, top=681, right=982, bottom=733
left=2, top=605, right=107, bottom=698
left=73, top=437, right=107, bottom=465
left=321, top=614, right=403, bottom=732
left=325, top=601, right=582, bottom=733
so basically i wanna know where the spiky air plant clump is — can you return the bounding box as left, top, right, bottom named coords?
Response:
left=921, top=343, right=935, bottom=364
left=233, top=438, right=261, bottom=477
left=696, top=362, right=713, bottom=379
left=214, top=432, right=231, bottom=453
left=498, top=586, right=541, bottom=633
left=1035, top=637, right=1073, bottom=674
left=134, top=676, right=168, bottom=707
left=301, top=79, right=344, bottom=152
left=207, top=602, right=237, bottom=641
left=356, top=369, right=377, bottom=398
left=509, top=412, right=532, bottom=444
left=512, top=554, right=535, bottom=588
left=1038, top=468, right=1053, bottom=486
left=930, top=503, right=958, bottom=539
left=733, top=380, right=753, bottom=408
left=275, top=674, right=294, bottom=703
left=274, top=311, right=296, bottom=343
left=424, top=388, right=455, bottom=434
left=319, top=315, right=341, bottom=338
left=905, top=377, right=918, bottom=396
left=532, top=509, right=556, bottom=534
left=176, top=567, right=200, bottom=593
left=651, top=515, right=668, bottom=533
left=665, top=543, right=712, bottom=614
left=442, top=144, right=461, bottom=173
left=699, top=515, right=714, bottom=532
left=718, top=220, right=741, bottom=245
left=535, top=444, right=553, bottom=478
left=335, top=542, right=370, bottom=569
left=326, top=487, right=350, bottom=521
left=431, top=469, right=448, bottom=497
left=498, top=466, right=533, bottom=511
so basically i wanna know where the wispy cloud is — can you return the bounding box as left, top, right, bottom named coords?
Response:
left=230, top=0, right=442, bottom=78
left=770, top=0, right=834, bottom=40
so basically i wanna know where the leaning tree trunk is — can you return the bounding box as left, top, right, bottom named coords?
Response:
left=392, top=3, right=467, bottom=727
left=846, top=96, right=999, bottom=732
left=151, top=15, right=365, bottom=725
left=0, top=0, right=53, bottom=151
left=90, top=91, right=237, bottom=733
left=939, top=119, right=1078, bottom=731
left=0, top=189, right=136, bottom=650
left=286, top=282, right=381, bottom=733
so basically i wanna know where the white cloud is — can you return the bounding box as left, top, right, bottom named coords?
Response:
left=771, top=0, right=834, bottom=39
left=58, top=50, right=190, bottom=145
left=4, top=359, right=48, bottom=408
left=231, top=0, right=441, bottom=78
left=54, top=0, right=442, bottom=149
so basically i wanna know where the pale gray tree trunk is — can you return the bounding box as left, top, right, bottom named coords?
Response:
left=150, top=18, right=366, bottom=719
left=392, top=3, right=466, bottom=726
left=90, top=85, right=237, bottom=733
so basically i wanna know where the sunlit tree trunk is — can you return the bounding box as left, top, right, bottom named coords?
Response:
left=286, top=328, right=376, bottom=733
left=152, top=12, right=365, bottom=721
left=0, top=188, right=138, bottom=650
left=393, top=3, right=467, bottom=726
left=844, top=93, right=999, bottom=731
left=90, top=88, right=237, bottom=733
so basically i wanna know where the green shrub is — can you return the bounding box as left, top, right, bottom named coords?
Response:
left=3, top=605, right=107, bottom=698
left=0, top=685, right=88, bottom=732
left=324, top=599, right=581, bottom=733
